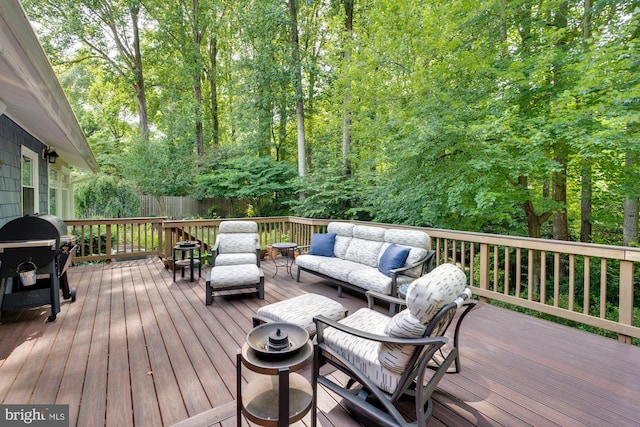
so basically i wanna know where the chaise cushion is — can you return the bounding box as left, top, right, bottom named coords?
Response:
left=378, top=244, right=411, bottom=277
left=308, top=233, right=336, bottom=257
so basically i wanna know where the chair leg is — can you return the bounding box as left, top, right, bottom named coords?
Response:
left=257, top=275, right=265, bottom=299
left=206, top=280, right=213, bottom=305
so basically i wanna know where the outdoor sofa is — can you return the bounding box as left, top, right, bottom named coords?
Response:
left=295, top=222, right=434, bottom=309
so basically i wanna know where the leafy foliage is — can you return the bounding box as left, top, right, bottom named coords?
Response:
left=74, top=175, right=141, bottom=218
left=25, top=0, right=640, bottom=245
left=193, top=155, right=298, bottom=216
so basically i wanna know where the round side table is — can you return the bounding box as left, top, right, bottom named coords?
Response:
left=237, top=340, right=313, bottom=427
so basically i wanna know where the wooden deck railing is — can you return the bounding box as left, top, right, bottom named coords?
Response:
left=64, top=216, right=640, bottom=343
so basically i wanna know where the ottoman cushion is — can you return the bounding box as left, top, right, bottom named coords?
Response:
left=256, top=293, right=346, bottom=336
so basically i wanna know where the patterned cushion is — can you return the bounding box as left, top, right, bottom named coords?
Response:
left=209, top=264, right=261, bottom=286
left=323, top=308, right=404, bottom=394
left=403, top=247, right=429, bottom=278
left=333, top=235, right=352, bottom=259
left=327, top=222, right=354, bottom=237
left=405, top=263, right=467, bottom=322
left=345, top=238, right=384, bottom=267
left=378, top=263, right=467, bottom=372
left=214, top=253, right=257, bottom=267
left=295, top=254, right=327, bottom=271
left=346, top=268, right=413, bottom=295
left=256, top=293, right=346, bottom=335
left=318, top=258, right=365, bottom=283
left=218, top=233, right=258, bottom=254
left=384, top=228, right=430, bottom=249
left=219, top=221, right=258, bottom=233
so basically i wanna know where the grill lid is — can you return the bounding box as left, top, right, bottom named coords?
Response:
left=0, top=214, right=67, bottom=248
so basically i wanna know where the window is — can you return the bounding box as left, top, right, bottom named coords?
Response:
left=21, top=147, right=39, bottom=215
left=48, top=166, right=71, bottom=219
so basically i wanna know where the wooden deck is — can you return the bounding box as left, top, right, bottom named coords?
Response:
left=1, top=257, right=639, bottom=427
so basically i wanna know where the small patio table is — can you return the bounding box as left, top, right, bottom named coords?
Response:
left=270, top=242, right=297, bottom=279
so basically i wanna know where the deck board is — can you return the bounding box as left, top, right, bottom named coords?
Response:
left=1, top=257, right=640, bottom=427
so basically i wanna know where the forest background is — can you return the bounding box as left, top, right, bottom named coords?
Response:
left=24, top=0, right=640, bottom=247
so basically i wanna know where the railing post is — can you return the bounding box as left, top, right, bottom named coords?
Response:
left=479, top=243, right=490, bottom=303
left=105, top=225, right=112, bottom=265
left=164, top=222, right=173, bottom=259
left=618, top=260, right=634, bottom=344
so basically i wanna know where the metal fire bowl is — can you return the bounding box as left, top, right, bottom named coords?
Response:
left=177, top=241, right=197, bottom=247
left=246, top=322, right=309, bottom=359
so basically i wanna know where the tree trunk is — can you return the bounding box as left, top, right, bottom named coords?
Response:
left=580, top=0, right=592, bottom=243
left=623, top=151, right=639, bottom=245
left=580, top=163, right=592, bottom=242
left=552, top=143, right=569, bottom=243
left=342, top=0, right=354, bottom=176
left=209, top=37, right=219, bottom=147
left=288, top=0, right=307, bottom=183
left=192, top=0, right=204, bottom=157
left=130, top=5, right=149, bottom=143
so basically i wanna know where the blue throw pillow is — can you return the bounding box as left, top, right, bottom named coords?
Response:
left=308, top=233, right=336, bottom=257
left=378, top=244, right=411, bottom=277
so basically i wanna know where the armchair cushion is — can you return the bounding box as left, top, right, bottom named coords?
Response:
left=322, top=308, right=405, bottom=394
left=378, top=243, right=411, bottom=277
left=218, top=233, right=258, bottom=254
left=378, top=263, right=467, bottom=372
left=308, top=233, right=336, bottom=257
left=214, top=253, right=257, bottom=266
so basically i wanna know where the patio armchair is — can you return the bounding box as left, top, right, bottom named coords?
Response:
left=210, top=221, right=260, bottom=267
left=206, top=221, right=263, bottom=305
left=311, top=263, right=476, bottom=427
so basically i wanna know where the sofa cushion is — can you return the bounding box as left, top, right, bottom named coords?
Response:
left=318, top=258, right=365, bottom=283
left=308, top=233, right=336, bottom=257
left=327, top=222, right=354, bottom=258
left=295, top=254, right=327, bottom=271
left=347, top=268, right=414, bottom=295
left=404, top=247, right=430, bottom=278
left=345, top=237, right=384, bottom=267
left=384, top=228, right=430, bottom=249
left=378, top=244, right=411, bottom=277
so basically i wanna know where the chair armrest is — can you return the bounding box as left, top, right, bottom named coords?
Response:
left=365, top=290, right=405, bottom=310
left=296, top=245, right=310, bottom=254
left=313, top=314, right=448, bottom=347
left=389, top=250, right=435, bottom=277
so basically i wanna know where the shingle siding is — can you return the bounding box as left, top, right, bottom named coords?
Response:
left=0, top=115, right=48, bottom=228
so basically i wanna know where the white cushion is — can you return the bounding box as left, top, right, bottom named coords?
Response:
left=256, top=293, right=346, bottom=335
left=323, top=308, right=403, bottom=394
left=378, top=263, right=467, bottom=372
left=214, top=253, right=257, bottom=266
left=209, top=264, right=261, bottom=287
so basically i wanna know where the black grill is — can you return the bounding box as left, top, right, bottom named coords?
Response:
left=0, top=214, right=77, bottom=322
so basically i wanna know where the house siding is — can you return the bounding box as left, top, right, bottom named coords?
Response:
left=0, top=115, right=48, bottom=228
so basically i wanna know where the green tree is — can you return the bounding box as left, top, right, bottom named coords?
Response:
left=75, top=175, right=141, bottom=218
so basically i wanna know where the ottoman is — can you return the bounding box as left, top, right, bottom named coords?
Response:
left=253, top=293, right=347, bottom=336
left=206, top=264, right=264, bottom=305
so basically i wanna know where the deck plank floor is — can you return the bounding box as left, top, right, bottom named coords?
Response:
left=1, top=257, right=640, bottom=426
